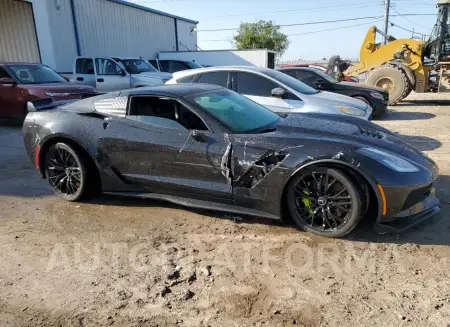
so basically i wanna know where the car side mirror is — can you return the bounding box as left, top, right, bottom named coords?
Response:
left=0, top=77, right=16, bottom=85
left=120, top=70, right=127, bottom=77
left=271, top=87, right=285, bottom=98
left=191, top=130, right=208, bottom=143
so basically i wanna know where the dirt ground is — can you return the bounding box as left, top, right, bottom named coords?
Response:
left=1, top=93, right=450, bottom=327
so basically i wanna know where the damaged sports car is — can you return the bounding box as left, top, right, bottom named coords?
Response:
left=23, top=84, right=440, bottom=237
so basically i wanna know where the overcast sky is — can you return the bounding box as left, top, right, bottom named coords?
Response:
left=132, top=0, right=437, bottom=60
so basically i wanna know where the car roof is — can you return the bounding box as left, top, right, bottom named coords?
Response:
left=121, top=83, right=224, bottom=97
left=172, top=65, right=276, bottom=79
left=278, top=67, right=320, bottom=72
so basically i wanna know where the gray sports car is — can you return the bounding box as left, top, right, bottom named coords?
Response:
left=23, top=84, right=439, bottom=238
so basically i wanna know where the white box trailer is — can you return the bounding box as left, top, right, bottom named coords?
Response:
left=158, top=49, right=277, bottom=68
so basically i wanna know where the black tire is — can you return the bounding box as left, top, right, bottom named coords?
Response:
left=286, top=167, right=364, bottom=238
left=353, top=96, right=386, bottom=119
left=366, top=65, right=411, bottom=105
left=44, top=143, right=88, bottom=201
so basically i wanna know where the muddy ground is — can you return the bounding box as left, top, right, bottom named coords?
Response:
left=1, top=93, right=450, bottom=327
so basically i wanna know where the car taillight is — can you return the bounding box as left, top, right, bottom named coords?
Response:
left=35, top=145, right=41, bottom=169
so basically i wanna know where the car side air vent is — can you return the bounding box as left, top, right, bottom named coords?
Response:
left=358, top=127, right=384, bottom=139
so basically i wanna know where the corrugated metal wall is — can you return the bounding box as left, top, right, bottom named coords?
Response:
left=0, top=0, right=40, bottom=63
left=176, top=19, right=197, bottom=51
left=45, top=0, right=78, bottom=72
left=73, top=0, right=177, bottom=59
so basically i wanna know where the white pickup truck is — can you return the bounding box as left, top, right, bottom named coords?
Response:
left=70, top=57, right=172, bottom=92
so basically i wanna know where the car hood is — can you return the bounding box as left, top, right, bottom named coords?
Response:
left=307, top=91, right=368, bottom=111
left=25, top=83, right=97, bottom=93
left=133, top=71, right=173, bottom=80
left=336, top=81, right=387, bottom=93
left=234, top=113, right=407, bottom=155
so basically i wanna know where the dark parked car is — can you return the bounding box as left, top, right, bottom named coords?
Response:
left=149, top=59, right=202, bottom=73
left=0, top=63, right=97, bottom=120
left=278, top=67, right=389, bottom=117
left=23, top=84, right=439, bottom=238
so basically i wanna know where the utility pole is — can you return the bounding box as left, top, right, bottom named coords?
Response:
left=383, top=0, right=391, bottom=44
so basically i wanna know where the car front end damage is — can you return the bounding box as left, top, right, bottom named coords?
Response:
left=372, top=146, right=441, bottom=233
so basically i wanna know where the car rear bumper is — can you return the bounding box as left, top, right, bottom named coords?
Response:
left=375, top=187, right=440, bottom=233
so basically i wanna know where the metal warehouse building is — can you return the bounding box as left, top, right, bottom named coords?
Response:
left=0, top=0, right=198, bottom=72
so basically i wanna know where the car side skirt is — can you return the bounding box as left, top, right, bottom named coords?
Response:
left=104, top=191, right=281, bottom=220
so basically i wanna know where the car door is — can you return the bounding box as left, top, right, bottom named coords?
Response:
left=94, top=58, right=130, bottom=92
left=99, top=94, right=233, bottom=202
left=0, top=67, right=24, bottom=119
left=234, top=72, right=291, bottom=112
left=72, top=58, right=96, bottom=87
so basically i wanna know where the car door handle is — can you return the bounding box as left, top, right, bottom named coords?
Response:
left=76, top=77, right=84, bottom=81
left=97, top=78, right=104, bottom=83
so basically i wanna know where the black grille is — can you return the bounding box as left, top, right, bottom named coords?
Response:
left=402, top=184, right=433, bottom=210
left=358, top=127, right=384, bottom=139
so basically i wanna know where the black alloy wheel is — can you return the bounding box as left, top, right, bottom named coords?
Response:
left=45, top=143, right=87, bottom=201
left=287, top=167, right=363, bottom=238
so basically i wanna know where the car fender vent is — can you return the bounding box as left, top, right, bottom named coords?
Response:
left=358, top=127, right=384, bottom=139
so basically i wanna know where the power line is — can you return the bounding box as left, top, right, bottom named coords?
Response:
left=200, top=1, right=384, bottom=20
left=199, top=16, right=384, bottom=32
left=393, top=8, right=432, bottom=31
left=198, top=14, right=435, bottom=32
left=202, top=19, right=384, bottom=42
left=288, top=19, right=385, bottom=36
left=390, top=21, right=428, bottom=36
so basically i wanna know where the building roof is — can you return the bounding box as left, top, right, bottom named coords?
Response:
left=107, top=0, right=198, bottom=24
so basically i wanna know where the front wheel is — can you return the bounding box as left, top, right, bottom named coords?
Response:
left=44, top=143, right=88, bottom=201
left=286, top=167, right=364, bottom=238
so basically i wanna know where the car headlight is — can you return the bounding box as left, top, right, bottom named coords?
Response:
left=45, top=92, right=70, bottom=97
left=369, top=92, right=384, bottom=100
left=335, top=105, right=365, bottom=116
left=357, top=147, right=419, bottom=172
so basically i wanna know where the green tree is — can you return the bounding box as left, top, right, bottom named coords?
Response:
left=233, top=20, right=289, bottom=56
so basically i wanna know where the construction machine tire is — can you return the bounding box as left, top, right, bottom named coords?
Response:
left=366, top=65, right=411, bottom=105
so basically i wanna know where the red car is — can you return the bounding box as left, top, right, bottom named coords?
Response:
left=0, top=63, right=97, bottom=119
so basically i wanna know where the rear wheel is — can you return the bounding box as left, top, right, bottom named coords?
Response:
left=286, top=167, right=364, bottom=238
left=366, top=65, right=411, bottom=105
left=44, top=143, right=87, bottom=201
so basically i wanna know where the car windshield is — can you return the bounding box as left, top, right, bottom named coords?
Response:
left=7, top=65, right=66, bottom=84
left=190, top=89, right=280, bottom=133
left=186, top=61, right=203, bottom=69
left=263, top=69, right=319, bottom=95
left=311, top=69, right=338, bottom=83
left=118, top=59, right=158, bottom=74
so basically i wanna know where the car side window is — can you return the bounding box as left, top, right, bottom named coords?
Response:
left=149, top=60, right=158, bottom=70
left=127, top=96, right=208, bottom=131
left=294, top=70, right=319, bottom=87
left=236, top=72, right=279, bottom=97
left=177, top=75, right=197, bottom=83
left=281, top=70, right=296, bottom=78
left=159, top=61, right=170, bottom=72
left=95, top=59, right=122, bottom=76
left=196, top=71, right=229, bottom=88
left=75, top=58, right=94, bottom=74
left=0, top=67, right=11, bottom=78
left=170, top=61, right=187, bottom=73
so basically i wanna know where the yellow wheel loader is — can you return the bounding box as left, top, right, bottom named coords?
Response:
left=328, top=1, right=450, bottom=105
